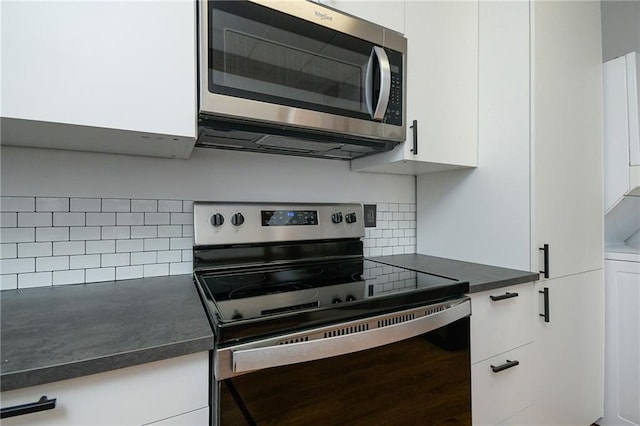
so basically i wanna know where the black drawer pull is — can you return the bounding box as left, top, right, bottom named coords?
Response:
left=490, top=292, right=519, bottom=301
left=491, top=360, right=520, bottom=373
left=0, top=395, right=57, bottom=419
left=539, top=287, right=550, bottom=323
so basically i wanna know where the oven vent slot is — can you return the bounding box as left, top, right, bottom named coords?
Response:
left=425, top=305, right=446, bottom=316
left=323, top=324, right=370, bottom=338
left=377, top=313, right=416, bottom=328
left=277, top=336, right=310, bottom=345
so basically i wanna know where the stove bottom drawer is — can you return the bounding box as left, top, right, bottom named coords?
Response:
left=471, top=343, right=535, bottom=426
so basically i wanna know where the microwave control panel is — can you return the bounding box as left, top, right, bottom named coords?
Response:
left=384, top=48, right=403, bottom=127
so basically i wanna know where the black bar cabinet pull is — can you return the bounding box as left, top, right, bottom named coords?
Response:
left=410, top=119, right=418, bottom=155
left=0, top=396, right=57, bottom=419
left=490, top=359, right=520, bottom=373
left=539, top=244, right=550, bottom=278
left=489, top=292, right=519, bottom=301
left=539, top=287, right=550, bottom=323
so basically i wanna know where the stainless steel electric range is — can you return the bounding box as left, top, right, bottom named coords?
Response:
left=193, top=202, right=472, bottom=426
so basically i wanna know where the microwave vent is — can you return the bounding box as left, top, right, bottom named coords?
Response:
left=256, top=135, right=343, bottom=153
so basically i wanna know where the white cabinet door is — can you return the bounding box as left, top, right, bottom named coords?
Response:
left=534, top=270, right=604, bottom=425
left=532, top=0, right=604, bottom=279
left=0, top=353, right=209, bottom=426
left=351, top=0, right=478, bottom=175
left=318, top=0, right=404, bottom=34
left=1, top=0, right=197, bottom=158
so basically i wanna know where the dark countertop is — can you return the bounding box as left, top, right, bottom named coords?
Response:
left=370, top=254, right=539, bottom=293
left=0, top=275, right=214, bottom=392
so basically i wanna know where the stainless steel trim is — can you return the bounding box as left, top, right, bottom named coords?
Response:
left=215, top=298, right=470, bottom=380
left=198, top=0, right=407, bottom=143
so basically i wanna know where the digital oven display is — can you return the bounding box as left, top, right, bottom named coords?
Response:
left=261, top=210, right=318, bottom=226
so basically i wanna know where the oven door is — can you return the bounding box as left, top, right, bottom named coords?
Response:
left=213, top=298, right=471, bottom=425
left=199, top=0, right=405, bottom=141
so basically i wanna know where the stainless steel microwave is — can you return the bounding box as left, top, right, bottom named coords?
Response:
left=197, top=0, right=407, bottom=160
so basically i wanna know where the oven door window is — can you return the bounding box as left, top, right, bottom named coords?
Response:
left=216, top=318, right=471, bottom=425
left=208, top=1, right=382, bottom=121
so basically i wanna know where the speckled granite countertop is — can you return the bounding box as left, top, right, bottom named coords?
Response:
left=0, top=274, right=213, bottom=392
left=370, top=254, right=539, bottom=293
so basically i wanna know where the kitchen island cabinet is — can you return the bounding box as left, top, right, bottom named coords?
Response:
left=0, top=0, right=196, bottom=159
left=351, top=0, right=479, bottom=175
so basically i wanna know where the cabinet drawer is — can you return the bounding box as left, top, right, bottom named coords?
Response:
left=0, top=352, right=209, bottom=425
left=470, top=283, right=535, bottom=363
left=472, top=343, right=535, bottom=426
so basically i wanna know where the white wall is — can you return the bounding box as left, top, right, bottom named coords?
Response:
left=0, top=146, right=414, bottom=203
left=601, top=0, right=640, bottom=62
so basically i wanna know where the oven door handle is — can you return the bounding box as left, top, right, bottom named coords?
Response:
left=231, top=299, right=470, bottom=374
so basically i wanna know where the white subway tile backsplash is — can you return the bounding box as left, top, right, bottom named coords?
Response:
left=18, top=213, right=52, bottom=227
left=144, top=238, right=169, bottom=251
left=170, top=213, right=192, bottom=225
left=1, top=197, right=35, bottom=212
left=53, top=269, right=84, bottom=285
left=102, top=199, right=130, bottom=212
left=86, top=213, right=116, bottom=226
left=144, top=213, right=170, bottom=225
left=116, top=239, right=143, bottom=253
left=157, top=225, right=181, bottom=238
left=101, top=253, right=129, bottom=267
left=1, top=213, right=17, bottom=228
left=117, top=213, right=144, bottom=226
left=18, top=242, right=52, bottom=258
left=36, top=256, right=69, bottom=272
left=1, top=258, right=35, bottom=274
left=36, top=197, right=69, bottom=212
left=53, top=213, right=85, bottom=227
left=131, top=251, right=157, bottom=265
left=131, top=199, right=158, bottom=212
left=144, top=263, right=169, bottom=277
left=170, top=237, right=192, bottom=250
left=101, top=226, right=131, bottom=240
left=1, top=274, right=18, bottom=290
left=36, top=227, right=69, bottom=242
left=116, top=265, right=143, bottom=280
left=157, top=250, right=182, bottom=263
left=170, top=262, right=192, bottom=275
left=158, top=200, right=182, bottom=213
left=85, top=267, right=115, bottom=282
left=1, top=197, right=416, bottom=288
left=182, top=249, right=193, bottom=262
left=53, top=241, right=85, bottom=256
left=1, top=243, right=17, bottom=259
left=70, top=254, right=101, bottom=269
left=86, top=240, right=115, bottom=254
left=70, top=198, right=101, bottom=212
left=131, top=226, right=157, bottom=239
left=18, top=272, right=52, bottom=288
left=70, top=227, right=101, bottom=241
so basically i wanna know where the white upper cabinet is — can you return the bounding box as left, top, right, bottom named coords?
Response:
left=318, top=0, right=405, bottom=34
left=1, top=0, right=197, bottom=159
left=351, top=0, right=478, bottom=175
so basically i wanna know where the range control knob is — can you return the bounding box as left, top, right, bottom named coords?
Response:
left=331, top=297, right=343, bottom=304
left=345, top=213, right=357, bottom=224
left=345, top=295, right=356, bottom=302
left=210, top=213, right=225, bottom=227
left=331, top=212, right=343, bottom=224
left=231, top=213, right=245, bottom=226
left=231, top=310, right=243, bottom=320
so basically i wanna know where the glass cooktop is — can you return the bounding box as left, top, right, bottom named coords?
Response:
left=196, top=259, right=468, bottom=346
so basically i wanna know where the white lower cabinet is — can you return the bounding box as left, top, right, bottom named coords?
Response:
left=498, top=404, right=536, bottom=426
left=472, top=344, right=535, bottom=426
left=0, top=352, right=209, bottom=425
left=470, top=283, right=536, bottom=426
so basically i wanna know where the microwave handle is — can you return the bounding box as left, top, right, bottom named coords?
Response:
left=365, top=46, right=392, bottom=121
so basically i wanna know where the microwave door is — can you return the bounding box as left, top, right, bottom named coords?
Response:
left=365, top=46, right=392, bottom=121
